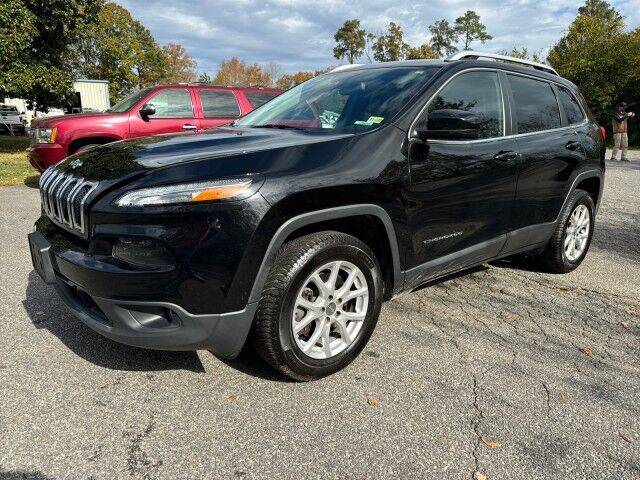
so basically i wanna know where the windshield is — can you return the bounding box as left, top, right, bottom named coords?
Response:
left=109, top=88, right=152, bottom=113
left=235, top=66, right=440, bottom=133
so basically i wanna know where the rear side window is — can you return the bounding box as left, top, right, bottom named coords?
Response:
left=245, top=91, right=279, bottom=108
left=427, top=71, right=504, bottom=140
left=199, top=90, right=240, bottom=118
left=147, top=89, right=194, bottom=118
left=557, top=86, right=585, bottom=125
left=508, top=75, right=561, bottom=134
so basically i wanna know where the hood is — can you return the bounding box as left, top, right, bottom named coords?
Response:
left=32, top=112, right=112, bottom=127
left=56, top=126, right=352, bottom=181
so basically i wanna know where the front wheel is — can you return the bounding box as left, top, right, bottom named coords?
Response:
left=251, top=231, right=384, bottom=381
left=535, top=189, right=595, bottom=273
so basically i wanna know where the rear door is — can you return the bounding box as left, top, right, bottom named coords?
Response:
left=129, top=87, right=200, bottom=138
left=196, top=88, right=241, bottom=130
left=404, top=69, right=518, bottom=279
left=507, top=74, right=585, bottom=229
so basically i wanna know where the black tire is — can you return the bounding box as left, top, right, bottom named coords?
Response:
left=535, top=189, right=595, bottom=273
left=251, top=231, right=384, bottom=381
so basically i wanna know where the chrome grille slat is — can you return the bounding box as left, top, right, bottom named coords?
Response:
left=38, top=167, right=98, bottom=236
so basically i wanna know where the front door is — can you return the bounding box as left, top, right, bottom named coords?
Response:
left=129, top=87, right=200, bottom=138
left=404, top=70, right=519, bottom=285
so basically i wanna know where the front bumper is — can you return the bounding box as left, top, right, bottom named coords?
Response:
left=28, top=230, right=257, bottom=357
left=28, top=144, right=67, bottom=172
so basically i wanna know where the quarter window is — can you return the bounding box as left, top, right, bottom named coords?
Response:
left=508, top=75, right=561, bottom=134
left=147, top=89, right=194, bottom=118
left=199, top=90, right=241, bottom=118
left=557, top=86, right=585, bottom=125
left=426, top=71, right=504, bottom=140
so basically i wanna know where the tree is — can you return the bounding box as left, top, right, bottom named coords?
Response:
left=263, top=61, right=283, bottom=88
left=455, top=10, right=492, bottom=50
left=428, top=19, right=459, bottom=57
left=498, top=47, right=544, bottom=63
left=0, top=0, right=101, bottom=110
left=163, top=43, right=198, bottom=83
left=578, top=0, right=623, bottom=27
left=406, top=44, right=438, bottom=60
left=275, top=68, right=332, bottom=90
left=197, top=72, right=212, bottom=84
left=213, top=57, right=272, bottom=87
left=333, top=19, right=367, bottom=64
left=548, top=3, right=640, bottom=144
left=372, top=22, right=410, bottom=62
left=73, top=2, right=171, bottom=104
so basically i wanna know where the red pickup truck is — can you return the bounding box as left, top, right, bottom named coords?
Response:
left=28, top=84, right=282, bottom=172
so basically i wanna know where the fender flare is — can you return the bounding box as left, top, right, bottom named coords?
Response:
left=247, top=204, right=403, bottom=304
left=556, top=169, right=604, bottom=219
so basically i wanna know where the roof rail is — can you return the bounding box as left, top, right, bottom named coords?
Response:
left=447, top=50, right=558, bottom=76
left=331, top=64, right=364, bottom=73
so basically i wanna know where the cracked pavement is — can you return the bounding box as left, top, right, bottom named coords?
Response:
left=1, top=154, right=639, bottom=479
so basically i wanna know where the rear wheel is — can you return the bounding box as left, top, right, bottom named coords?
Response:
left=251, top=231, right=383, bottom=381
left=535, top=189, right=595, bottom=273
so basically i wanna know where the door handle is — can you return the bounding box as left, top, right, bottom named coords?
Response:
left=182, top=124, right=197, bottom=130
left=494, top=151, right=520, bottom=162
left=566, top=140, right=581, bottom=151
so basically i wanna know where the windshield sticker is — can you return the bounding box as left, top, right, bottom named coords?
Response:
left=320, top=110, right=340, bottom=129
left=354, top=116, right=384, bottom=126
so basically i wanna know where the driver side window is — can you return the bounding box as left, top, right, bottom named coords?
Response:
left=146, top=89, right=194, bottom=118
left=426, top=71, right=503, bottom=140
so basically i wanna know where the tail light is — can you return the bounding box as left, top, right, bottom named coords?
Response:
left=600, top=126, right=606, bottom=142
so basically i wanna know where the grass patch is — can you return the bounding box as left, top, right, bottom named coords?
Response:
left=0, top=135, right=39, bottom=187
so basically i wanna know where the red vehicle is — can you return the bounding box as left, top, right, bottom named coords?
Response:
left=28, top=84, right=282, bottom=172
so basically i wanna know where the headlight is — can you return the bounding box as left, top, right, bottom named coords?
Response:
left=115, top=177, right=257, bottom=207
left=34, top=127, right=58, bottom=144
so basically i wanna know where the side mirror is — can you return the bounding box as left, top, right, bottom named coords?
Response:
left=139, top=103, right=156, bottom=118
left=419, top=109, right=482, bottom=141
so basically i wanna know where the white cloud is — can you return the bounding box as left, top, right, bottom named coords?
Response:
left=116, top=0, right=640, bottom=74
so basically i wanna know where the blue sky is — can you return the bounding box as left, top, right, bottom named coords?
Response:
left=117, top=0, right=640, bottom=75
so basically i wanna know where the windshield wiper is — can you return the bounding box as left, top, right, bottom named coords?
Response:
left=252, top=124, right=306, bottom=131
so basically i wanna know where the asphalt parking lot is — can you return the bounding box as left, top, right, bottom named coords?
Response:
left=1, top=154, right=639, bottom=480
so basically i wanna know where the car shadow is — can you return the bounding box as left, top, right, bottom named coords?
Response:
left=23, top=271, right=205, bottom=373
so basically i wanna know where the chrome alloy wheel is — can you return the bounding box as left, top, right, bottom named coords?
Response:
left=564, top=204, right=590, bottom=262
left=292, top=261, right=369, bottom=360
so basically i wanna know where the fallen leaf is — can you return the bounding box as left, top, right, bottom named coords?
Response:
left=579, top=346, right=593, bottom=356
left=226, top=394, right=237, bottom=402
left=559, top=391, right=568, bottom=403
left=474, top=471, right=487, bottom=480
left=619, top=433, right=633, bottom=443
left=626, top=307, right=639, bottom=317
left=619, top=321, right=631, bottom=331
left=35, top=311, right=44, bottom=316
left=481, top=437, right=502, bottom=449
left=366, top=395, right=379, bottom=407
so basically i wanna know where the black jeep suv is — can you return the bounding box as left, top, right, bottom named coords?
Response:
left=29, top=52, right=605, bottom=380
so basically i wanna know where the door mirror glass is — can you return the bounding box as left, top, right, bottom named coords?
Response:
left=139, top=103, right=156, bottom=118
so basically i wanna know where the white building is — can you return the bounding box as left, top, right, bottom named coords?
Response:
left=3, top=79, right=110, bottom=125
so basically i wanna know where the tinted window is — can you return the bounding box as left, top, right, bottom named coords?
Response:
left=557, top=86, right=585, bottom=125
left=147, top=89, right=194, bottom=118
left=426, top=71, right=503, bottom=139
left=199, top=90, right=240, bottom=117
left=245, top=91, right=279, bottom=108
left=509, top=75, right=561, bottom=133
left=235, top=66, right=440, bottom=132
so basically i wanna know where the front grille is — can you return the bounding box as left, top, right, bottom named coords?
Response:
left=39, top=167, right=98, bottom=236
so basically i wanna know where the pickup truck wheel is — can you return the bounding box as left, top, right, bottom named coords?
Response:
left=251, top=231, right=383, bottom=381
left=536, top=189, right=595, bottom=273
